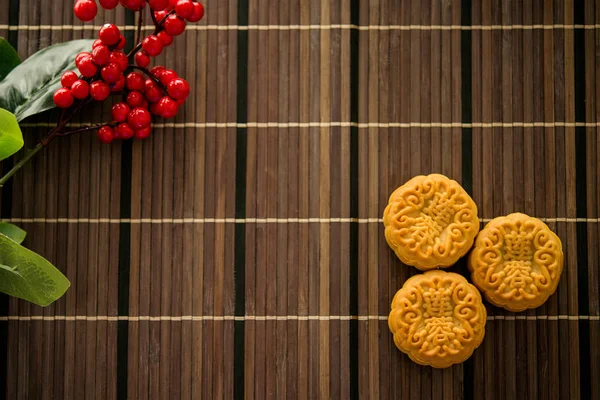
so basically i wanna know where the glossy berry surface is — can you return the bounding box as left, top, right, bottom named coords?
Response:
left=74, top=0, right=98, bottom=22
left=164, top=15, right=186, bottom=36
left=110, top=51, right=129, bottom=71
left=117, top=123, right=135, bottom=139
left=142, top=35, right=163, bottom=57
left=126, top=91, right=145, bottom=108
left=92, top=45, right=110, bottom=65
left=101, top=63, right=122, bottom=83
left=92, top=39, right=104, bottom=49
left=149, top=0, right=170, bottom=11
left=120, top=0, right=145, bottom=10
left=156, top=96, right=178, bottom=118
left=76, top=56, right=98, bottom=77
left=111, top=74, right=126, bottom=92
left=99, top=0, right=119, bottom=9
left=53, top=88, right=74, bottom=108
left=70, top=80, right=90, bottom=99
left=97, top=126, right=115, bottom=143
left=144, top=81, right=163, bottom=103
left=115, top=35, right=127, bottom=50
left=135, top=125, right=152, bottom=139
left=135, top=51, right=151, bottom=68
left=157, top=31, right=173, bottom=47
left=175, top=0, right=194, bottom=19
left=99, top=24, right=121, bottom=45
left=126, top=72, right=145, bottom=92
left=159, top=69, right=178, bottom=86
left=90, top=81, right=110, bottom=101
left=76, top=51, right=92, bottom=64
left=167, top=78, right=190, bottom=100
left=61, top=71, right=78, bottom=88
left=187, top=2, right=204, bottom=22
left=128, top=107, right=152, bottom=129
left=112, top=102, right=131, bottom=122
left=150, top=66, right=166, bottom=78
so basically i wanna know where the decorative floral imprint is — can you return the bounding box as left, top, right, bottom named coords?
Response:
left=383, top=174, right=480, bottom=270
left=468, top=213, right=564, bottom=312
left=388, top=270, right=487, bottom=368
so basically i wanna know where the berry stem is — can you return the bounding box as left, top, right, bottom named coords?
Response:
left=127, top=10, right=175, bottom=58
left=129, top=65, right=168, bottom=91
left=57, top=122, right=117, bottom=137
left=134, top=7, right=144, bottom=45
left=0, top=144, right=43, bottom=188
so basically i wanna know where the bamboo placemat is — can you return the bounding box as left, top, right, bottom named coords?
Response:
left=0, top=0, right=598, bottom=399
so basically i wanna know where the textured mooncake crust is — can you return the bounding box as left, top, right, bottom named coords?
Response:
left=383, top=174, right=480, bottom=270
left=468, top=213, right=564, bottom=312
left=388, top=270, right=487, bottom=368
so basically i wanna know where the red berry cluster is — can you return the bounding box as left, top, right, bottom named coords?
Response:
left=74, top=0, right=204, bottom=23
left=56, top=0, right=203, bottom=144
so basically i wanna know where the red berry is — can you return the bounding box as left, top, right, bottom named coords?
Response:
left=126, top=72, right=145, bottom=92
left=92, top=44, right=110, bottom=65
left=99, top=0, right=119, bottom=9
left=115, top=35, right=127, bottom=50
left=90, top=81, right=110, bottom=101
left=169, top=0, right=178, bottom=7
left=70, top=80, right=90, bottom=99
left=76, top=56, right=98, bottom=77
left=175, top=0, right=194, bottom=18
left=156, top=96, right=178, bottom=118
left=126, top=91, right=145, bottom=108
left=112, top=102, right=131, bottom=122
left=164, top=15, right=186, bottom=36
left=128, top=107, right=152, bottom=129
left=111, top=74, right=126, bottom=92
left=142, top=35, right=163, bottom=57
left=135, top=51, right=150, bottom=68
left=53, top=88, right=74, bottom=108
left=167, top=78, right=190, bottom=100
left=99, top=24, right=121, bottom=45
left=97, top=126, right=115, bottom=144
left=120, top=0, right=145, bottom=10
left=110, top=51, right=129, bottom=71
left=61, top=71, right=78, bottom=88
left=76, top=51, right=92, bottom=64
left=159, top=69, right=178, bottom=86
left=92, top=39, right=104, bottom=49
left=135, top=125, right=152, bottom=139
left=187, top=2, right=204, bottom=22
left=157, top=31, right=173, bottom=47
left=150, top=66, right=166, bottom=78
left=144, top=80, right=163, bottom=103
left=149, top=0, right=169, bottom=11
left=154, top=10, right=169, bottom=21
left=101, top=63, right=122, bottom=83
left=74, top=0, right=98, bottom=22
left=117, top=122, right=135, bottom=139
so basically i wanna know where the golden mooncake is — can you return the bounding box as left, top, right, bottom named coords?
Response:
left=388, top=270, right=487, bottom=368
left=468, top=213, right=564, bottom=312
left=383, top=174, right=480, bottom=270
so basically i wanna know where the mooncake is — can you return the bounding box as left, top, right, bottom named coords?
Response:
left=388, top=270, right=487, bottom=368
left=468, top=213, right=564, bottom=312
left=383, top=174, right=480, bottom=270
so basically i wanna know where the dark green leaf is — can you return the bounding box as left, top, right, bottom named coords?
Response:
left=0, top=39, right=94, bottom=121
left=0, top=222, right=26, bottom=244
left=0, top=38, right=21, bottom=81
left=0, top=108, right=24, bottom=161
left=0, top=233, right=70, bottom=307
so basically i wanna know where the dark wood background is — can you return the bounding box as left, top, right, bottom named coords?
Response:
left=0, top=0, right=598, bottom=398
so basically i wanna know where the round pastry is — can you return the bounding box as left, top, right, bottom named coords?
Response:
left=468, top=213, right=564, bottom=312
left=388, top=270, right=487, bottom=368
left=383, top=174, right=480, bottom=270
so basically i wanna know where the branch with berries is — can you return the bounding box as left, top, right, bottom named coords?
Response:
left=54, top=0, right=203, bottom=145
left=0, top=0, right=204, bottom=308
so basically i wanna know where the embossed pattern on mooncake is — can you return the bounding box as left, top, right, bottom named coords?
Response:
left=388, top=270, right=487, bottom=368
left=468, top=213, right=564, bottom=312
left=383, top=174, right=480, bottom=270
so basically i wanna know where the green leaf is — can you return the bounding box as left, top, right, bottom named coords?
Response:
left=0, top=39, right=94, bottom=122
left=0, top=38, right=21, bottom=81
left=0, top=108, right=24, bottom=161
left=0, top=222, right=26, bottom=244
left=0, top=233, right=70, bottom=307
